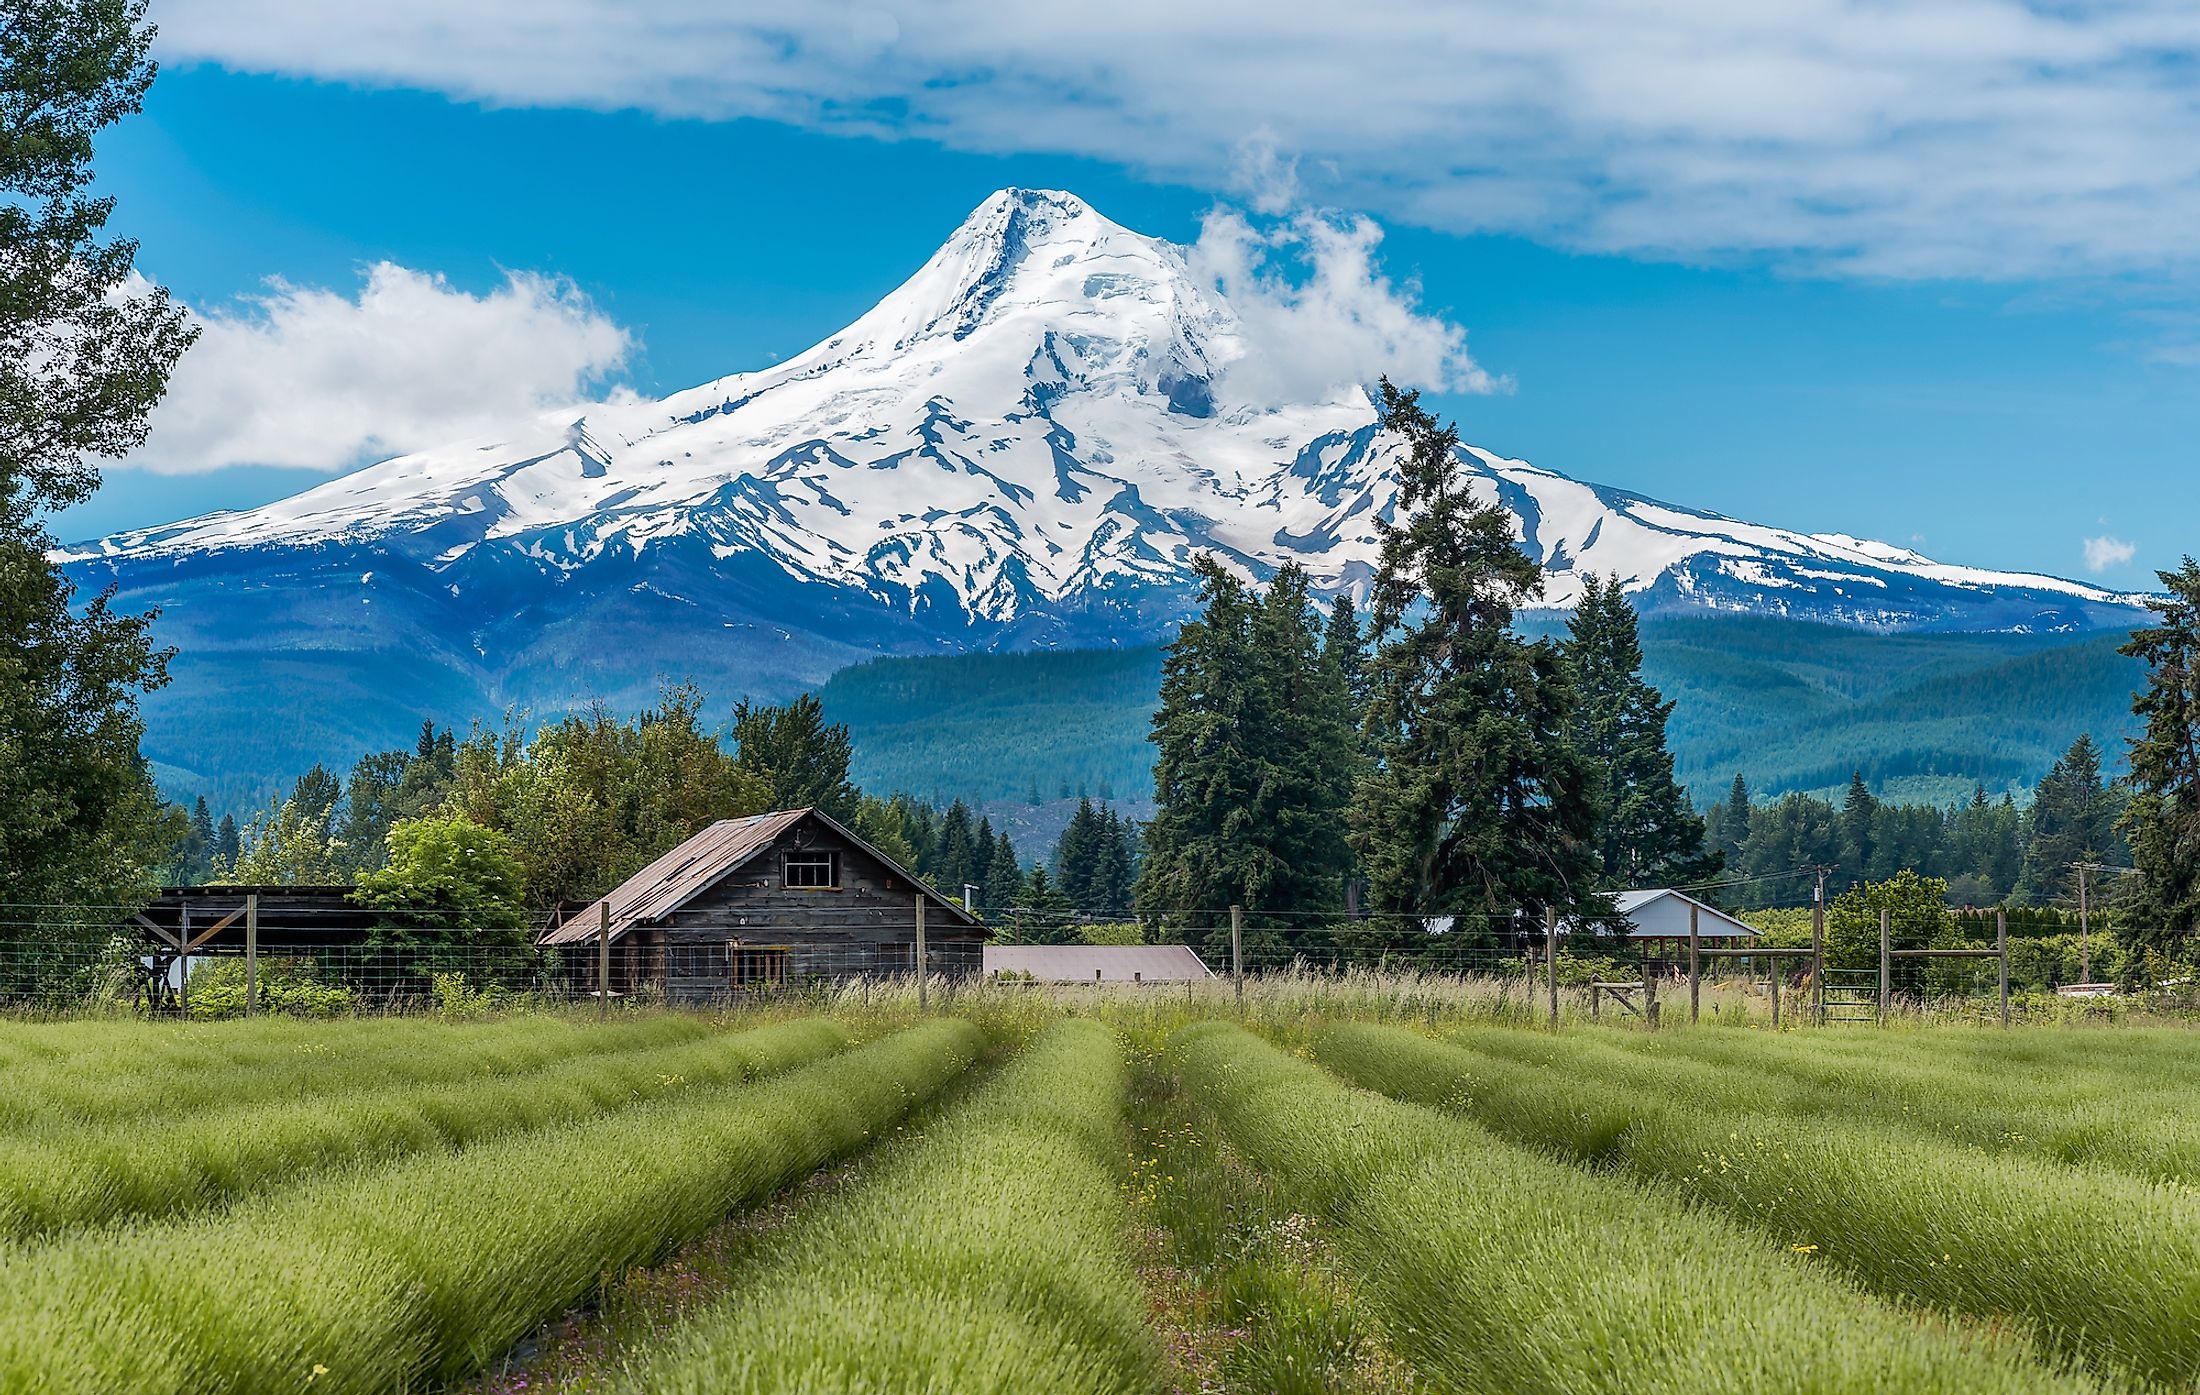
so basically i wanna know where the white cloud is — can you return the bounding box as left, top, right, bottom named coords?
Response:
left=2084, top=534, right=2137, bottom=571
left=1192, top=206, right=1503, bottom=405
left=156, top=2, right=2200, bottom=282
left=135, top=264, right=632, bottom=474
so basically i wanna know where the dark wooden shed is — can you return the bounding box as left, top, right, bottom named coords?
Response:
left=538, top=808, right=985, bottom=1002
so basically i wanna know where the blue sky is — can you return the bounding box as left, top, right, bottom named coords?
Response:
left=66, top=12, right=2200, bottom=585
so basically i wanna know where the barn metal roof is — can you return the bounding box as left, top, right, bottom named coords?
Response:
left=983, top=944, right=1213, bottom=982
left=1611, top=889, right=1758, bottom=937
left=539, top=808, right=975, bottom=946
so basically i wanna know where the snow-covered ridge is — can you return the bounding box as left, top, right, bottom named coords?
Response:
left=63, top=188, right=2145, bottom=632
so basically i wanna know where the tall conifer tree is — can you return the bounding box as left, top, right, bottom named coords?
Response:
left=2119, top=558, right=2200, bottom=971
left=1136, top=557, right=1356, bottom=962
left=1562, top=574, right=1718, bottom=890
left=1349, top=381, right=1603, bottom=943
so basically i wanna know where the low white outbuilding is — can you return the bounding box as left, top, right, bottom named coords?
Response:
left=1604, top=889, right=1757, bottom=955
left=983, top=944, right=1213, bottom=983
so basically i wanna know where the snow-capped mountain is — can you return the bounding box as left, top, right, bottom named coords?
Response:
left=61, top=188, right=2147, bottom=793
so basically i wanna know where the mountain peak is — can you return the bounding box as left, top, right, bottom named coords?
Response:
left=65, top=187, right=2147, bottom=653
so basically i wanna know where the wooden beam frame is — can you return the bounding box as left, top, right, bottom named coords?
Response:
left=133, top=906, right=246, bottom=954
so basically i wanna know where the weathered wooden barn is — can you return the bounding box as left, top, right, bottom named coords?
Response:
left=539, top=808, right=984, bottom=1002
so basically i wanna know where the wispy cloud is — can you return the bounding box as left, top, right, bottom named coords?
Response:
left=134, top=265, right=632, bottom=474
left=159, top=1, right=2200, bottom=282
left=1192, top=204, right=1505, bottom=406
left=2084, top=534, right=2137, bottom=572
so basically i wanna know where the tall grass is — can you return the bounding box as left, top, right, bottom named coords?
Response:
left=0, top=1018, right=983, bottom=1395
left=0, top=1017, right=850, bottom=1238
left=1177, top=1022, right=2093, bottom=1395
left=621, top=1018, right=1162, bottom=1395
left=1318, top=1021, right=2200, bottom=1390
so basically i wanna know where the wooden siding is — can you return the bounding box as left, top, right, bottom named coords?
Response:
left=568, top=819, right=984, bottom=1003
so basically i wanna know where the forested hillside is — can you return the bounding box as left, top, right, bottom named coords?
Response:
left=820, top=647, right=1165, bottom=806
left=823, top=617, right=2143, bottom=810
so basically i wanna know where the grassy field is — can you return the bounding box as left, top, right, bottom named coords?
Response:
left=6, top=1001, right=2197, bottom=1393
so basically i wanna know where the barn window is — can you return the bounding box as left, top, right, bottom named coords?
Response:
left=669, top=943, right=730, bottom=978
left=784, top=851, right=839, bottom=889
left=733, top=947, right=789, bottom=986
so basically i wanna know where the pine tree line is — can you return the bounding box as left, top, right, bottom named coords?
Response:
left=1704, top=732, right=2136, bottom=911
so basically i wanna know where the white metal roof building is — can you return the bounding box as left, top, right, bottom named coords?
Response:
left=983, top=944, right=1213, bottom=983
left=1607, top=889, right=1757, bottom=941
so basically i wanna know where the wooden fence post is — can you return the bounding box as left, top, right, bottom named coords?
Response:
left=1998, top=908, right=2010, bottom=1027
left=915, top=893, right=928, bottom=1011
left=1546, top=907, right=1559, bottom=1028
left=1769, top=956, right=1781, bottom=1028
left=178, top=904, right=190, bottom=1018
left=1878, top=907, right=1891, bottom=1024
left=244, top=894, right=259, bottom=1018
left=1688, top=902, right=1701, bottom=1024
left=1642, top=955, right=1658, bottom=1030
left=597, top=901, right=610, bottom=1021
left=1230, top=904, right=1243, bottom=1007
left=1811, top=898, right=1825, bottom=1026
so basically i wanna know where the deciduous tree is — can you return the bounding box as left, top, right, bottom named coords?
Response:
left=0, top=0, right=194, bottom=934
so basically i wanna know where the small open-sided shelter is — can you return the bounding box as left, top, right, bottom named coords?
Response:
left=1608, top=889, right=1757, bottom=958
left=539, top=808, right=983, bottom=1001
left=983, top=944, right=1212, bottom=983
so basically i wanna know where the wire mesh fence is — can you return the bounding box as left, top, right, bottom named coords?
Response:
left=0, top=896, right=2162, bottom=1022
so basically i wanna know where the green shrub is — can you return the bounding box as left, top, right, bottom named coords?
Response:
left=182, top=958, right=357, bottom=1019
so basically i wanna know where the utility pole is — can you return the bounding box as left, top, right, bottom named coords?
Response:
left=2073, top=861, right=2111, bottom=984
left=1230, top=905, right=1244, bottom=1008
left=1546, top=906, right=1559, bottom=1029
left=915, top=892, right=928, bottom=1011
left=1807, top=865, right=1832, bottom=1025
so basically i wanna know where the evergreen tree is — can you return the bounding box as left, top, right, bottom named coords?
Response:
left=1323, top=593, right=1367, bottom=710
left=1562, top=574, right=1718, bottom=891
left=2021, top=733, right=2121, bottom=904
left=0, top=1, right=195, bottom=934
left=729, top=693, right=859, bottom=822
left=1091, top=808, right=1137, bottom=910
left=1348, top=381, right=1603, bottom=943
left=175, top=796, right=215, bottom=883
left=896, top=796, right=940, bottom=881
left=1708, top=774, right=1752, bottom=868
left=935, top=799, right=976, bottom=893
left=970, top=815, right=997, bottom=895
left=1054, top=797, right=1104, bottom=906
left=1839, top=773, right=1879, bottom=882
left=214, top=814, right=240, bottom=874
left=1016, top=864, right=1076, bottom=944
left=2119, top=558, right=2200, bottom=973
left=979, top=828, right=1023, bottom=916
left=1134, top=558, right=1358, bottom=964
